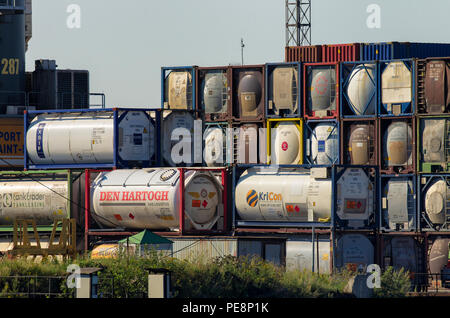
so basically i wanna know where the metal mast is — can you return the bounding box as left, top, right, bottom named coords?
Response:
left=285, top=0, right=311, bottom=47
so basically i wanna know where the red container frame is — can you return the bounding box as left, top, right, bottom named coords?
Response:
left=340, top=117, right=379, bottom=166
left=285, top=45, right=323, bottom=63
left=378, top=116, right=416, bottom=175
left=322, top=43, right=361, bottom=63
left=303, top=62, right=340, bottom=120
left=84, top=167, right=230, bottom=251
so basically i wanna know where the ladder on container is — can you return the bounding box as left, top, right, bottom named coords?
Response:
left=445, top=119, right=450, bottom=163
left=446, top=177, right=450, bottom=228
left=416, top=60, right=426, bottom=113
left=368, top=124, right=375, bottom=164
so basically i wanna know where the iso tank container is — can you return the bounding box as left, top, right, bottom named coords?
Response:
left=379, top=59, right=416, bottom=116
left=233, top=166, right=334, bottom=228
left=0, top=170, right=85, bottom=232
left=196, top=66, right=230, bottom=122
left=285, top=45, right=322, bottom=63
left=321, top=43, right=360, bottom=63
left=334, top=166, right=377, bottom=230
left=379, top=116, right=416, bottom=175
left=427, top=237, right=450, bottom=287
left=0, top=2, right=26, bottom=109
left=231, top=65, right=265, bottom=122
left=203, top=122, right=231, bottom=167
left=88, top=168, right=228, bottom=234
left=340, top=118, right=378, bottom=166
left=334, top=233, right=375, bottom=272
left=417, top=115, right=450, bottom=173
left=361, top=42, right=450, bottom=61
left=24, top=108, right=158, bottom=170
left=0, top=116, right=24, bottom=169
left=231, top=122, right=267, bottom=165
left=379, top=175, right=417, bottom=232
left=416, top=58, right=450, bottom=115
left=418, top=175, right=450, bottom=232
left=304, top=119, right=339, bottom=165
left=162, top=66, right=197, bottom=110
left=265, top=62, right=301, bottom=118
left=340, top=62, right=378, bottom=118
left=303, top=62, right=339, bottom=120
left=267, top=118, right=303, bottom=165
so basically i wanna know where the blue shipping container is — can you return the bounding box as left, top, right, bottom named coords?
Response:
left=360, top=42, right=450, bottom=61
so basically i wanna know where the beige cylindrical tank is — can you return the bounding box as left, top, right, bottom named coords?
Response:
left=310, top=122, right=338, bottom=164
left=270, top=121, right=302, bottom=165
left=346, top=64, right=376, bottom=115
left=91, top=169, right=222, bottom=230
left=0, top=180, right=68, bottom=225
left=235, top=167, right=332, bottom=222
left=424, top=179, right=449, bottom=225
left=383, top=121, right=412, bottom=166
left=165, top=71, right=193, bottom=109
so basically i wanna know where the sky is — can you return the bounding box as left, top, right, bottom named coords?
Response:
left=25, top=0, right=450, bottom=108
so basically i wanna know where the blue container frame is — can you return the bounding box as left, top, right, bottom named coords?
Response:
left=303, top=119, right=340, bottom=165
left=333, top=165, right=378, bottom=231
left=161, top=66, right=197, bottom=111
left=378, top=174, right=418, bottom=232
left=378, top=59, right=416, bottom=117
left=24, top=108, right=162, bottom=170
left=340, top=61, right=378, bottom=118
left=360, top=42, right=450, bottom=61
left=417, top=174, right=450, bottom=232
left=203, top=121, right=232, bottom=167
left=264, top=62, right=302, bottom=118
left=231, top=164, right=335, bottom=229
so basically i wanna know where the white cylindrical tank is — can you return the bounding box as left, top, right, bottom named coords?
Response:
left=309, top=67, right=336, bottom=111
left=91, top=169, right=223, bottom=230
left=310, top=122, right=338, bottom=164
left=203, top=72, right=227, bottom=114
left=336, top=168, right=374, bottom=228
left=165, top=71, right=193, bottom=109
left=204, top=126, right=225, bottom=167
left=422, top=118, right=446, bottom=163
left=162, top=111, right=195, bottom=166
left=270, top=121, right=302, bottom=165
left=346, top=64, right=376, bottom=115
left=286, top=236, right=331, bottom=273
left=235, top=167, right=332, bottom=222
left=336, top=234, right=374, bottom=270
left=26, top=111, right=153, bottom=165
left=0, top=180, right=68, bottom=225
left=424, top=179, right=449, bottom=226
left=383, top=121, right=412, bottom=167
left=348, top=124, right=373, bottom=165
left=382, top=178, right=415, bottom=230
left=429, top=238, right=450, bottom=274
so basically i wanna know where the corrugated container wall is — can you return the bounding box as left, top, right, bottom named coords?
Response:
left=322, top=43, right=360, bottom=63
left=168, top=238, right=238, bottom=262
left=285, top=46, right=322, bottom=63
left=361, top=42, right=450, bottom=61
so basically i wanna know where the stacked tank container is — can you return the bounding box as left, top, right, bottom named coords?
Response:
left=161, top=66, right=197, bottom=111
left=267, top=118, right=303, bottom=165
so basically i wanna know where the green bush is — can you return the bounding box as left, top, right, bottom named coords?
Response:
left=374, top=267, right=411, bottom=298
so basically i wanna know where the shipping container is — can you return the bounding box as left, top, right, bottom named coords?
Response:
left=285, top=45, right=322, bottom=63
left=24, top=108, right=160, bottom=170
left=0, top=116, right=24, bottom=169
left=417, top=115, right=450, bottom=173
left=0, top=170, right=85, bottom=232
left=196, top=66, right=231, bottom=122
left=418, top=175, right=450, bottom=232
left=333, top=166, right=377, bottom=230
left=416, top=57, right=450, bottom=115
left=84, top=167, right=230, bottom=248
left=303, top=62, right=339, bottom=120
left=379, top=174, right=417, bottom=232
left=426, top=235, right=450, bottom=288
left=340, top=61, right=378, bottom=118
left=161, top=66, right=197, bottom=110
left=265, top=62, right=301, bottom=118
left=379, top=116, right=416, bottom=175
left=231, top=121, right=267, bottom=165
left=361, top=42, right=450, bottom=61
left=267, top=118, right=303, bottom=165
left=304, top=119, right=339, bottom=165
left=378, top=59, right=416, bottom=116
left=340, top=118, right=378, bottom=166
left=238, top=237, right=286, bottom=267
left=322, top=43, right=360, bottom=63
left=334, top=233, right=376, bottom=272
left=231, top=65, right=265, bottom=122
left=203, top=121, right=232, bottom=167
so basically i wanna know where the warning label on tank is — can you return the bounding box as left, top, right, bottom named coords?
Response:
left=92, top=128, right=106, bottom=145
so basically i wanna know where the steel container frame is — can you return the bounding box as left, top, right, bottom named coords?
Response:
left=285, top=45, right=322, bottom=63
left=340, top=61, right=378, bottom=118
left=266, top=118, right=303, bottom=165
left=333, top=231, right=377, bottom=273
left=230, top=120, right=267, bottom=165
left=203, top=121, right=232, bottom=167
left=340, top=117, right=378, bottom=166
left=378, top=174, right=418, bottom=232
left=378, top=59, right=416, bottom=117
left=303, top=62, right=340, bottom=120
left=265, top=62, right=302, bottom=118
left=161, top=66, right=197, bottom=111
left=24, top=108, right=162, bottom=170
left=303, top=119, right=340, bottom=165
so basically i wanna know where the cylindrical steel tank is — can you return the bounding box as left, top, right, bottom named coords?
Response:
left=421, top=118, right=446, bottom=163
left=0, top=180, right=68, bottom=225
left=202, top=71, right=227, bottom=114
left=309, top=122, right=338, bottom=164
left=424, top=179, right=450, bottom=227
left=270, top=121, right=302, bottom=165
left=335, top=234, right=374, bottom=270
left=429, top=238, right=450, bottom=274
left=286, top=235, right=331, bottom=273
left=424, top=60, right=450, bottom=114
left=26, top=111, right=153, bottom=165
left=381, top=61, right=413, bottom=115
left=203, top=125, right=226, bottom=167
left=348, top=124, right=375, bottom=165
left=383, top=121, right=413, bottom=167
left=0, top=3, right=26, bottom=107
left=268, top=66, right=298, bottom=115
left=162, top=111, right=195, bottom=166
left=236, top=69, right=263, bottom=119
left=307, top=66, right=336, bottom=112
left=234, top=167, right=332, bottom=222
left=383, top=236, right=420, bottom=273
left=91, top=168, right=223, bottom=230
left=165, top=71, right=193, bottom=110
left=346, top=64, right=376, bottom=116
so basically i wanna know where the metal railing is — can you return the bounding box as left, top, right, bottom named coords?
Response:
left=409, top=273, right=450, bottom=294
left=0, top=275, right=75, bottom=298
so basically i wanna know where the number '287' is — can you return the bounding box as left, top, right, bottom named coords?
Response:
left=1, top=58, right=20, bottom=75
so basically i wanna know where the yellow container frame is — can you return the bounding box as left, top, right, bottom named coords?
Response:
left=266, top=118, right=304, bottom=165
